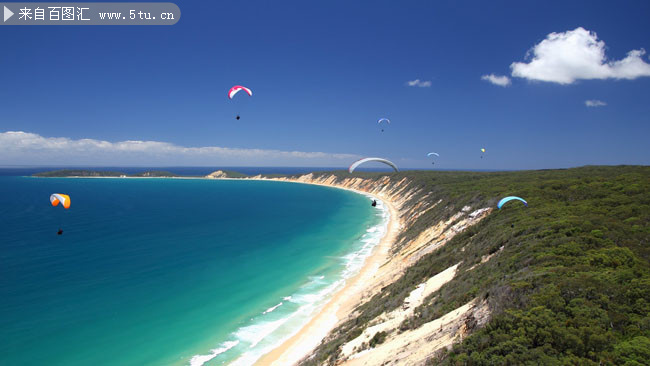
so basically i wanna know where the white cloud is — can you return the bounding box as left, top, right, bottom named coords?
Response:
left=511, top=27, right=650, bottom=84
left=585, top=99, right=607, bottom=107
left=406, top=79, right=432, bottom=87
left=481, top=74, right=511, bottom=87
left=0, top=131, right=359, bottom=166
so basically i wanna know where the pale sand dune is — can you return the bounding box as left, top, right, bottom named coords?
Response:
left=343, top=299, right=490, bottom=366
left=340, top=262, right=461, bottom=359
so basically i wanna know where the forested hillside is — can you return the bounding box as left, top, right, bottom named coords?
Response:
left=290, top=166, right=649, bottom=365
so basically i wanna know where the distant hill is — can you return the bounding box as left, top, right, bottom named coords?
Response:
left=32, top=169, right=182, bottom=178
left=33, top=169, right=256, bottom=178
left=205, top=170, right=250, bottom=179
left=33, top=169, right=125, bottom=177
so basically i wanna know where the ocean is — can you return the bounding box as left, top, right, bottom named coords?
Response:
left=0, top=175, right=388, bottom=365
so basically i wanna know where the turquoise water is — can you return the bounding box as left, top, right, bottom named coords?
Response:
left=0, top=177, right=387, bottom=365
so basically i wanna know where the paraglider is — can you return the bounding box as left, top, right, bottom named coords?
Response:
left=228, top=85, right=252, bottom=120
left=228, top=85, right=252, bottom=99
left=50, top=194, right=71, bottom=209
left=480, top=148, right=486, bottom=159
left=50, top=193, right=70, bottom=235
left=371, top=199, right=377, bottom=207
left=427, top=152, right=439, bottom=165
left=497, top=196, right=528, bottom=209
left=378, top=118, right=390, bottom=132
left=349, top=157, right=399, bottom=173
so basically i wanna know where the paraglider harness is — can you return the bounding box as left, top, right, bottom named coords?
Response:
left=371, top=199, right=377, bottom=207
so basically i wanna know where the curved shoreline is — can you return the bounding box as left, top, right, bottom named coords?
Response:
left=249, top=179, right=401, bottom=366
left=29, top=174, right=402, bottom=365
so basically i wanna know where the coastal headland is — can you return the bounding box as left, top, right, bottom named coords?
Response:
left=32, top=166, right=650, bottom=365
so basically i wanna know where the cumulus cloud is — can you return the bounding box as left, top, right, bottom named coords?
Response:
left=585, top=99, right=607, bottom=107
left=511, top=27, right=650, bottom=84
left=406, top=79, right=432, bottom=87
left=0, top=131, right=359, bottom=166
left=481, top=74, right=511, bottom=87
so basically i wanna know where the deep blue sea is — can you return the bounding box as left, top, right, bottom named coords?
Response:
left=0, top=174, right=388, bottom=365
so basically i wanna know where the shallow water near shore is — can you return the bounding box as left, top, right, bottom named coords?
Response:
left=0, top=176, right=386, bottom=365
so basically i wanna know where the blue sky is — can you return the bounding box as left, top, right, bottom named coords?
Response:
left=1, top=0, right=649, bottom=169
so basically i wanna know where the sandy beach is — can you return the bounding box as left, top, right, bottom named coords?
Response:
left=252, top=179, right=402, bottom=366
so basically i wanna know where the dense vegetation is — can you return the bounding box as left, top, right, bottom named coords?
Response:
left=33, top=169, right=125, bottom=177
left=296, top=166, right=649, bottom=365
left=216, top=170, right=251, bottom=178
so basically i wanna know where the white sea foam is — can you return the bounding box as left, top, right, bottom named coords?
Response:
left=229, top=290, right=339, bottom=366
left=189, top=340, right=239, bottom=366
left=235, top=317, right=291, bottom=349
left=300, top=275, right=326, bottom=288
left=339, top=200, right=389, bottom=279
left=290, top=279, right=344, bottom=305
left=263, top=302, right=283, bottom=314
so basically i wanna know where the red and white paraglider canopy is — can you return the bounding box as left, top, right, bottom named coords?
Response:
left=228, top=85, right=252, bottom=99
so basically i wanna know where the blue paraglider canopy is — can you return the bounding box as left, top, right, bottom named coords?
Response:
left=497, top=196, right=528, bottom=209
